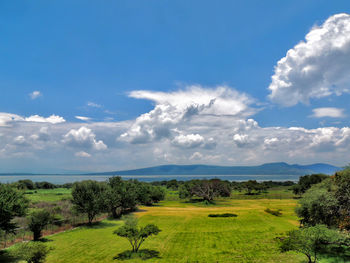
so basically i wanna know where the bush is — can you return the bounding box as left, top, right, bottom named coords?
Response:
left=11, top=242, right=51, bottom=263
left=208, top=213, right=237, bottom=218
left=265, top=208, right=282, bottom=216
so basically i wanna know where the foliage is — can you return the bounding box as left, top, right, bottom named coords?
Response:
left=11, top=241, right=51, bottom=263
left=265, top=208, right=282, bottom=216
left=114, top=216, right=161, bottom=253
left=296, top=170, right=350, bottom=229
left=295, top=179, right=339, bottom=227
left=334, top=169, right=350, bottom=229
left=129, top=180, right=165, bottom=206
left=71, top=180, right=107, bottom=224
left=28, top=209, right=52, bottom=241
left=280, top=224, right=345, bottom=263
left=208, top=213, right=237, bottom=218
left=178, top=179, right=231, bottom=201
left=0, top=184, right=28, bottom=235
left=292, top=174, right=328, bottom=196
left=104, top=177, right=137, bottom=218
left=242, top=180, right=267, bottom=194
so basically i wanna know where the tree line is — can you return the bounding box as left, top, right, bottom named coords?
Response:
left=0, top=177, right=165, bottom=244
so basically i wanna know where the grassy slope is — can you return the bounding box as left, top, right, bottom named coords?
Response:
left=44, top=199, right=303, bottom=263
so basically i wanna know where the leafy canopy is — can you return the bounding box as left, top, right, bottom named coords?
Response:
left=280, top=224, right=344, bottom=263
left=114, top=216, right=161, bottom=252
left=0, top=184, right=28, bottom=234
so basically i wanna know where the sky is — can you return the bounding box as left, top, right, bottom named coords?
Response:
left=1, top=1, right=350, bottom=173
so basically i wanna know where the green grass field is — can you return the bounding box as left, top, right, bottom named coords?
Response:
left=24, top=188, right=71, bottom=203
left=3, top=187, right=348, bottom=262
left=40, top=199, right=303, bottom=263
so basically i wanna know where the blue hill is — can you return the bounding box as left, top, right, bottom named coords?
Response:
left=88, top=162, right=341, bottom=176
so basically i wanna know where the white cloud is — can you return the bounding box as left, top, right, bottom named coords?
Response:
left=87, top=102, right=102, bottom=108
left=29, top=91, right=42, bottom=100
left=311, top=107, right=345, bottom=118
left=171, top=134, right=204, bottom=148
left=129, top=85, right=255, bottom=117
left=120, top=86, right=256, bottom=144
left=75, top=151, right=91, bottom=158
left=25, top=115, right=66, bottom=124
left=75, top=116, right=92, bottom=121
left=62, top=126, right=107, bottom=150
left=0, top=113, right=65, bottom=126
left=0, top=113, right=24, bottom=126
left=233, top=133, right=254, bottom=148
left=13, top=135, right=27, bottom=145
left=269, top=13, right=350, bottom=106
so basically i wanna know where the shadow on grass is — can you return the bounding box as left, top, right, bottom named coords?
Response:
left=39, top=237, right=53, bottom=242
left=113, top=249, right=160, bottom=261
left=0, top=250, right=17, bottom=263
left=319, top=245, right=350, bottom=263
left=81, top=221, right=119, bottom=229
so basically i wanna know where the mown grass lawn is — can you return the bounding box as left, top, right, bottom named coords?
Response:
left=42, top=199, right=304, bottom=263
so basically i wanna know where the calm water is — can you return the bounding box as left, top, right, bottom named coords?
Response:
left=0, top=174, right=299, bottom=184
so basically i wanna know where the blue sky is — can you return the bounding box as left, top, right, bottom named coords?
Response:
left=1, top=1, right=350, bottom=172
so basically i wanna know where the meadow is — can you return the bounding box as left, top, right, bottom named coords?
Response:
left=23, top=188, right=71, bottom=203
left=3, top=186, right=347, bottom=262
left=42, top=198, right=303, bottom=263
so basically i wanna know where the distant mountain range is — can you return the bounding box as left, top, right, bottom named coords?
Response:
left=87, top=162, right=341, bottom=176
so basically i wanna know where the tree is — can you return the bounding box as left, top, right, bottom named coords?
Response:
left=28, top=210, right=51, bottom=241
left=334, top=169, right=350, bottom=229
left=131, top=181, right=165, bottom=206
left=178, top=179, right=231, bottom=202
left=293, top=174, right=328, bottom=196
left=280, top=225, right=344, bottom=263
left=0, top=184, right=28, bottom=245
left=295, top=179, right=339, bottom=227
left=243, top=180, right=262, bottom=195
left=71, top=180, right=107, bottom=224
left=114, top=216, right=161, bottom=253
left=17, top=179, right=35, bottom=190
left=11, top=242, right=50, bottom=263
left=104, top=177, right=137, bottom=218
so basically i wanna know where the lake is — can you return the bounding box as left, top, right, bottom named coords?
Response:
left=0, top=174, right=299, bottom=184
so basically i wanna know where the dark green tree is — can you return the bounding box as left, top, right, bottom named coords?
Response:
left=16, top=179, right=35, bottom=190
left=28, top=210, right=52, bottom=241
left=280, top=225, right=344, bottom=263
left=293, top=174, right=328, bottom=196
left=105, top=177, right=137, bottom=218
left=71, top=180, right=107, bottom=224
left=114, top=217, right=161, bottom=253
left=0, top=184, right=28, bottom=245
left=178, top=179, right=231, bottom=201
left=295, top=179, right=339, bottom=227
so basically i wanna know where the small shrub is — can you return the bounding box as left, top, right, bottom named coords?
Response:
left=10, top=242, right=51, bottom=263
left=208, top=213, right=238, bottom=218
left=265, top=208, right=282, bottom=216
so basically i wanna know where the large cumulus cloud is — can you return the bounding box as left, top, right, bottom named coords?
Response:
left=268, top=13, right=350, bottom=106
left=120, top=85, right=256, bottom=144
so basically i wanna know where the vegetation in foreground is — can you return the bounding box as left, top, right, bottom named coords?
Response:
left=6, top=198, right=302, bottom=263
left=2, top=172, right=350, bottom=262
